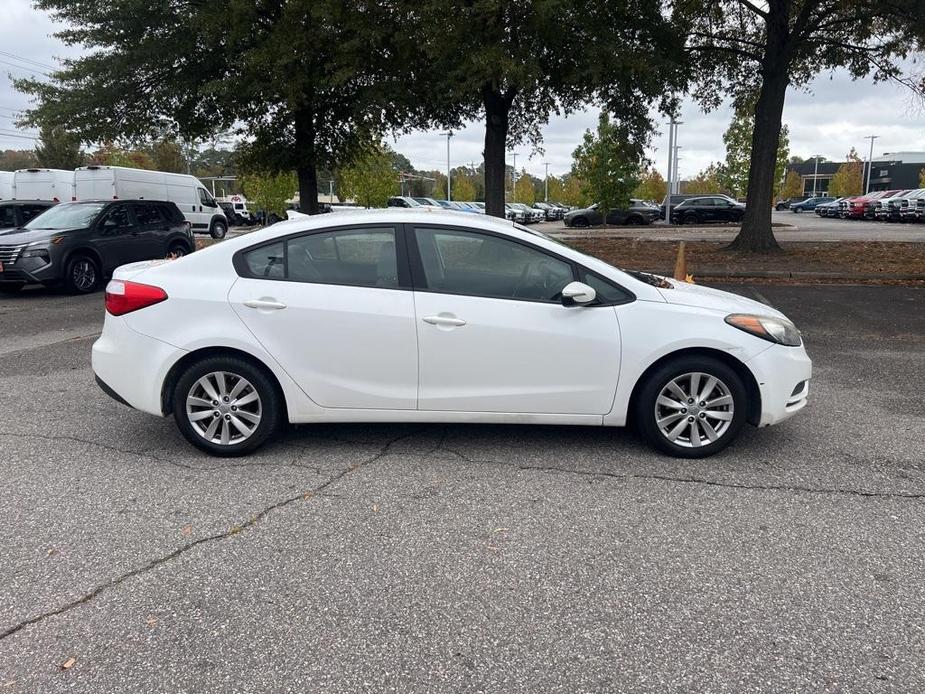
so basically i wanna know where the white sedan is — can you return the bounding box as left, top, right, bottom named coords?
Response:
left=92, top=210, right=811, bottom=458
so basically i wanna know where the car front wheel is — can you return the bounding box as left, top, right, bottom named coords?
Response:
left=635, top=356, right=747, bottom=458
left=210, top=220, right=227, bottom=239
left=173, top=356, right=281, bottom=456
left=64, top=254, right=100, bottom=294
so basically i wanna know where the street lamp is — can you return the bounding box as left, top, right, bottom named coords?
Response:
left=543, top=161, right=550, bottom=202
left=442, top=131, right=454, bottom=200
left=509, top=152, right=520, bottom=201
left=811, top=155, right=822, bottom=196
left=665, top=119, right=681, bottom=223
left=864, top=135, right=879, bottom=194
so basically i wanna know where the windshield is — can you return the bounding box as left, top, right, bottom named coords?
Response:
left=24, top=202, right=106, bottom=230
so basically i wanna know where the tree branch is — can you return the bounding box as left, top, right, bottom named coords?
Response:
left=735, top=0, right=769, bottom=19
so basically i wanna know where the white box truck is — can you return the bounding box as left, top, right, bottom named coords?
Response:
left=0, top=171, right=12, bottom=200
left=74, top=165, right=228, bottom=238
left=12, top=168, right=75, bottom=201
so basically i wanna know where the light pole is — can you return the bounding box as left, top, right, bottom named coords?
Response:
left=665, top=119, right=676, bottom=223
left=543, top=161, right=550, bottom=202
left=510, top=152, right=520, bottom=201
left=442, top=131, right=454, bottom=200
left=811, top=155, right=822, bottom=196
left=673, top=146, right=682, bottom=195
left=864, top=135, right=879, bottom=194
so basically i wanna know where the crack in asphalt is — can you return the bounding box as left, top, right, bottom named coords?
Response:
left=0, top=429, right=421, bottom=643
left=432, top=444, right=925, bottom=501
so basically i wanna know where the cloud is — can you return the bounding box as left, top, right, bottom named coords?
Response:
left=3, top=0, right=923, bottom=175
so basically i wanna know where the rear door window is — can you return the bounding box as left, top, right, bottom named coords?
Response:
left=0, top=206, right=18, bottom=227
left=133, top=203, right=166, bottom=225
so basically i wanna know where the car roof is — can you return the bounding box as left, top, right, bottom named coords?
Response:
left=0, top=199, right=56, bottom=205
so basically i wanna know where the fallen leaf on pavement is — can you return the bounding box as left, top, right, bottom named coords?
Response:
left=180, top=525, right=192, bottom=537
left=372, top=504, right=379, bottom=512
left=60, top=658, right=76, bottom=671
left=145, top=615, right=158, bottom=627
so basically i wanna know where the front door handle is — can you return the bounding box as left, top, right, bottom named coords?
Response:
left=244, top=299, right=287, bottom=310
left=423, top=315, right=466, bottom=327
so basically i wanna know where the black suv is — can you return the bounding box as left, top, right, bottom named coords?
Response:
left=0, top=200, right=57, bottom=229
left=673, top=196, right=746, bottom=224
left=0, top=200, right=194, bottom=294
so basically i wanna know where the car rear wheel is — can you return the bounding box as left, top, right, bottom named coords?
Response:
left=625, top=215, right=643, bottom=225
left=210, top=220, right=227, bottom=239
left=173, top=356, right=281, bottom=457
left=684, top=212, right=701, bottom=225
left=64, top=254, right=100, bottom=294
left=166, top=241, right=190, bottom=258
left=635, top=356, right=747, bottom=458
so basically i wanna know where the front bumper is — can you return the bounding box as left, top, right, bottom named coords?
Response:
left=745, top=343, right=813, bottom=427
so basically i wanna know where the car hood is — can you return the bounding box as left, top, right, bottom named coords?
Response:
left=0, top=227, right=71, bottom=244
left=656, top=278, right=786, bottom=319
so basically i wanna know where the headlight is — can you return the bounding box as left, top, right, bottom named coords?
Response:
left=20, top=247, right=51, bottom=261
left=725, top=313, right=802, bottom=346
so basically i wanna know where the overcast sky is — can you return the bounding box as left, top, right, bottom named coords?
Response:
left=2, top=0, right=923, bottom=181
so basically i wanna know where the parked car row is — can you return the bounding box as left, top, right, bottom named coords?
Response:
left=564, top=200, right=661, bottom=227
left=388, top=196, right=572, bottom=223
left=812, top=189, right=925, bottom=221
left=0, top=199, right=195, bottom=295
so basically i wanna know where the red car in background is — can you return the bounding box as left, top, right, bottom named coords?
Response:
left=839, top=191, right=898, bottom=219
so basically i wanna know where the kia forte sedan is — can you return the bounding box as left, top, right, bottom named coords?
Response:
left=92, top=210, right=811, bottom=458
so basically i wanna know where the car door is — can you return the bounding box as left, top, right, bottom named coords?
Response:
left=130, top=202, right=171, bottom=259
left=92, top=203, right=139, bottom=271
left=227, top=224, right=418, bottom=410
left=408, top=224, right=622, bottom=415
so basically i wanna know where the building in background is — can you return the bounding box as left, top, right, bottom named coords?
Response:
left=787, top=152, right=925, bottom=195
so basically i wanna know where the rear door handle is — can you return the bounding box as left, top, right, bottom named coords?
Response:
left=244, top=299, right=287, bottom=310
left=423, top=315, right=466, bottom=327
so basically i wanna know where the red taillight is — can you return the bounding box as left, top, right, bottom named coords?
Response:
left=105, top=280, right=168, bottom=316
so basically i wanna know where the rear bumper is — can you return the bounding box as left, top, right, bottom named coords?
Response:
left=746, top=343, right=813, bottom=427
left=92, top=313, right=186, bottom=416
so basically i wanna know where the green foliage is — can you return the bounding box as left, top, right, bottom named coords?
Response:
left=242, top=172, right=297, bottom=218
left=828, top=148, right=864, bottom=197
left=452, top=175, right=477, bottom=202
left=779, top=169, right=803, bottom=199
left=432, top=172, right=447, bottom=199
left=35, top=125, right=84, bottom=170
left=571, top=113, right=642, bottom=219
left=150, top=138, right=187, bottom=173
left=633, top=168, right=667, bottom=202
left=684, top=164, right=725, bottom=194
left=719, top=104, right=790, bottom=198
left=920, top=168, right=925, bottom=187
left=513, top=171, right=535, bottom=206
left=0, top=150, right=38, bottom=171
left=90, top=142, right=155, bottom=169
left=547, top=175, right=586, bottom=206
left=338, top=145, right=397, bottom=208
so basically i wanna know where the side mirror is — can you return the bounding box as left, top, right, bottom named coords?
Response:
left=561, top=281, right=596, bottom=306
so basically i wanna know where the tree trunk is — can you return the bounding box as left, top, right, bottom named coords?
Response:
left=727, top=28, right=791, bottom=252
left=482, top=84, right=514, bottom=219
left=294, top=109, right=320, bottom=215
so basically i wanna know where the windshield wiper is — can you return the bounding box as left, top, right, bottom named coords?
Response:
left=624, top=269, right=673, bottom=289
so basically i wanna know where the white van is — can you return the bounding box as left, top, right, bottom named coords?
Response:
left=0, top=171, right=12, bottom=200
left=74, top=165, right=228, bottom=238
left=12, top=168, right=75, bottom=202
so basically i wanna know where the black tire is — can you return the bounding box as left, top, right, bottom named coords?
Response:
left=625, top=215, right=643, bottom=226
left=166, top=241, right=190, bottom=259
left=0, top=283, right=24, bottom=294
left=793, top=207, right=802, bottom=213
left=64, top=254, right=100, bottom=294
left=210, top=220, right=227, bottom=240
left=634, top=355, right=748, bottom=459
left=571, top=216, right=589, bottom=228
left=172, top=356, right=282, bottom=457
left=684, top=212, right=700, bottom=225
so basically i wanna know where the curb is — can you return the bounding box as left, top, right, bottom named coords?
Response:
left=644, top=269, right=925, bottom=281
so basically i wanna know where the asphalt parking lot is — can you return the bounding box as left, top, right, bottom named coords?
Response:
left=1, top=282, right=924, bottom=692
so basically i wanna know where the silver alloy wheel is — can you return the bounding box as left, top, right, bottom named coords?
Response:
left=654, top=371, right=735, bottom=448
left=72, top=259, right=96, bottom=291
left=186, top=371, right=262, bottom=446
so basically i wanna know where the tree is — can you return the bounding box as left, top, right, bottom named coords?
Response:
left=16, top=1, right=414, bottom=215
left=719, top=104, right=790, bottom=198
left=828, top=148, right=864, bottom=197
left=513, top=170, right=536, bottom=205
left=572, top=113, right=643, bottom=219
left=407, top=1, right=685, bottom=218
left=34, top=125, right=83, bottom=170
left=90, top=142, right=155, bottom=169
left=241, top=172, right=297, bottom=218
left=0, top=150, right=38, bottom=171
left=920, top=168, right=925, bottom=187
left=150, top=138, right=187, bottom=173
left=683, top=163, right=725, bottom=194
left=634, top=168, right=667, bottom=202
left=684, top=0, right=925, bottom=251
left=452, top=174, right=477, bottom=202
left=779, top=169, right=803, bottom=199
left=338, top=145, right=397, bottom=208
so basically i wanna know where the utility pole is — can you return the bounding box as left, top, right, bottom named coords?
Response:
left=673, top=146, right=682, bottom=195
left=543, top=162, right=550, bottom=202
left=329, top=180, right=334, bottom=203
left=812, top=155, right=822, bottom=196
left=510, top=152, right=519, bottom=201
left=864, top=135, right=879, bottom=194
left=666, top=119, right=676, bottom=223
left=443, top=131, right=454, bottom=200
